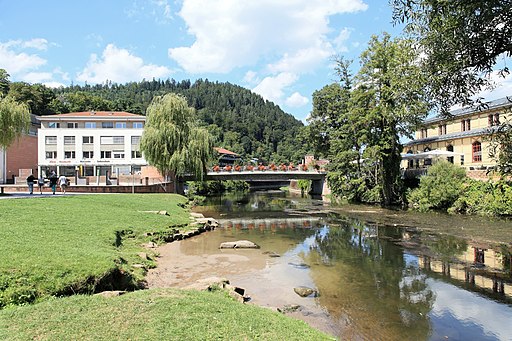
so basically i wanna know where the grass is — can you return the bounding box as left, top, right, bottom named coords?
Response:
left=0, top=194, right=190, bottom=306
left=0, top=288, right=333, bottom=340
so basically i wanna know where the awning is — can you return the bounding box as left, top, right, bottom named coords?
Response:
left=401, top=149, right=464, bottom=160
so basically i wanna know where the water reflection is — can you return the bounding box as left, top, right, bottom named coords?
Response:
left=187, top=192, right=512, bottom=340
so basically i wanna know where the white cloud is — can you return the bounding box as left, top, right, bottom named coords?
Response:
left=333, top=28, right=352, bottom=52
left=76, top=44, right=172, bottom=83
left=126, top=0, right=174, bottom=23
left=253, top=72, right=298, bottom=104
left=21, top=72, right=53, bottom=83
left=476, top=69, right=512, bottom=101
left=22, top=38, right=50, bottom=51
left=0, top=40, right=47, bottom=75
left=267, top=42, right=333, bottom=74
left=243, top=70, right=259, bottom=84
left=43, top=81, right=66, bottom=88
left=169, top=0, right=367, bottom=74
left=285, top=92, right=309, bottom=107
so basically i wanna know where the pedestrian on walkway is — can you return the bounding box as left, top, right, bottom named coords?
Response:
left=37, top=175, right=45, bottom=194
left=49, top=172, right=58, bottom=195
left=58, top=174, right=67, bottom=194
left=26, top=173, right=35, bottom=194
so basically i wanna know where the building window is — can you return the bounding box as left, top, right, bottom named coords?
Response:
left=45, top=136, right=57, bottom=145
left=67, top=122, right=78, bottom=128
left=100, top=136, right=123, bottom=144
left=461, top=119, right=471, bottom=131
left=131, top=136, right=141, bottom=145
left=133, top=122, right=144, bottom=129
left=45, top=151, right=57, bottom=159
left=446, top=145, right=454, bottom=164
left=48, top=122, right=60, bottom=129
left=460, top=155, right=465, bottom=166
left=489, top=114, right=500, bottom=126
left=64, top=151, right=76, bottom=159
left=472, top=141, right=482, bottom=162
left=113, top=136, right=124, bottom=144
left=420, top=128, right=428, bottom=139
left=83, top=136, right=94, bottom=144
left=102, top=122, right=114, bottom=129
left=115, top=122, right=127, bottom=129
left=131, top=150, right=142, bottom=158
left=64, top=136, right=75, bottom=145
left=438, top=124, right=447, bottom=135
left=113, top=150, right=125, bottom=159
left=100, top=151, right=112, bottom=159
left=85, top=122, right=96, bottom=128
left=82, top=151, right=94, bottom=159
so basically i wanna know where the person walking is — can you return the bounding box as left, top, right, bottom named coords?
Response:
left=37, top=175, right=45, bottom=194
left=49, top=172, right=58, bottom=195
left=58, top=174, right=67, bottom=194
left=26, top=173, right=35, bottom=194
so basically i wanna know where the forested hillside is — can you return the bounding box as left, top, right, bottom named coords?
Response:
left=2, top=73, right=309, bottom=163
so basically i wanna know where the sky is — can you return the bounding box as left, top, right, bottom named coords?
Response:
left=1, top=1, right=512, bottom=123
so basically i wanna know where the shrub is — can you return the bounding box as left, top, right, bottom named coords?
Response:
left=408, top=161, right=467, bottom=212
left=450, top=179, right=512, bottom=216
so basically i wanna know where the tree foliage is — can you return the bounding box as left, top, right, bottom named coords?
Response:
left=141, top=93, right=212, bottom=180
left=312, top=34, right=430, bottom=205
left=0, top=95, right=31, bottom=148
left=391, top=0, right=512, bottom=112
left=487, top=116, right=512, bottom=176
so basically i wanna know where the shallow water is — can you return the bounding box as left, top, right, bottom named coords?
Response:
left=151, top=191, right=512, bottom=340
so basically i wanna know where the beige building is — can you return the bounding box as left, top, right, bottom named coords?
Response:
left=404, top=96, right=511, bottom=170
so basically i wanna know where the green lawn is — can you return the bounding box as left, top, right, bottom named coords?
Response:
left=0, top=194, right=190, bottom=307
left=0, top=288, right=333, bottom=340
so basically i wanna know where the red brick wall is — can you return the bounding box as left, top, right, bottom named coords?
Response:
left=6, top=135, right=38, bottom=182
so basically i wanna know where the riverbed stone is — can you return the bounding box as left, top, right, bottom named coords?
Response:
left=277, top=304, right=302, bottom=314
left=293, top=286, right=318, bottom=297
left=95, top=290, right=126, bottom=298
left=219, top=240, right=260, bottom=249
left=262, top=251, right=280, bottom=257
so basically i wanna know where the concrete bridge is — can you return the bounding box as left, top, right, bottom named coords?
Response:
left=183, top=170, right=327, bottom=195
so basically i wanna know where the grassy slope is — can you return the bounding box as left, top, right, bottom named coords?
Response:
left=0, top=194, right=189, bottom=306
left=0, top=288, right=333, bottom=340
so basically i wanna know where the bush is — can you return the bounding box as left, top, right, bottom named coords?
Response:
left=450, top=179, right=512, bottom=216
left=408, top=162, right=467, bottom=212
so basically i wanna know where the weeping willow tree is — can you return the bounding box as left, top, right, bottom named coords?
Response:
left=0, top=95, right=31, bottom=148
left=141, top=93, right=212, bottom=182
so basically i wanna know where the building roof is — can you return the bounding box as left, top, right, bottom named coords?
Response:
left=404, top=127, right=497, bottom=147
left=37, top=111, right=145, bottom=121
left=424, top=96, right=512, bottom=125
left=214, top=147, right=239, bottom=156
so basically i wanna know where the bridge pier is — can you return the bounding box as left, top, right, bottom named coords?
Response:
left=311, top=179, right=325, bottom=195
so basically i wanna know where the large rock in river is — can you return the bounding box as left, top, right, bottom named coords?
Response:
left=219, top=240, right=260, bottom=249
left=293, top=286, right=318, bottom=297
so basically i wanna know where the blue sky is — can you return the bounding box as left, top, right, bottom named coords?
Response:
left=1, top=1, right=511, bottom=122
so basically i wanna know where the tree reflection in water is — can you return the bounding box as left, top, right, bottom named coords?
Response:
left=305, top=218, right=435, bottom=340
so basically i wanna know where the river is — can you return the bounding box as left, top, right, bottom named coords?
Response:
left=147, top=190, right=512, bottom=340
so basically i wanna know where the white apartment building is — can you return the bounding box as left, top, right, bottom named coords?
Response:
left=37, top=111, right=147, bottom=178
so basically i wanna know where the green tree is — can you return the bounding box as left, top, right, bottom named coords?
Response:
left=322, top=34, right=430, bottom=206
left=0, top=95, right=31, bottom=148
left=391, top=0, right=512, bottom=112
left=141, top=93, right=212, bottom=181
left=487, top=117, right=512, bottom=176
left=0, top=69, right=9, bottom=96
